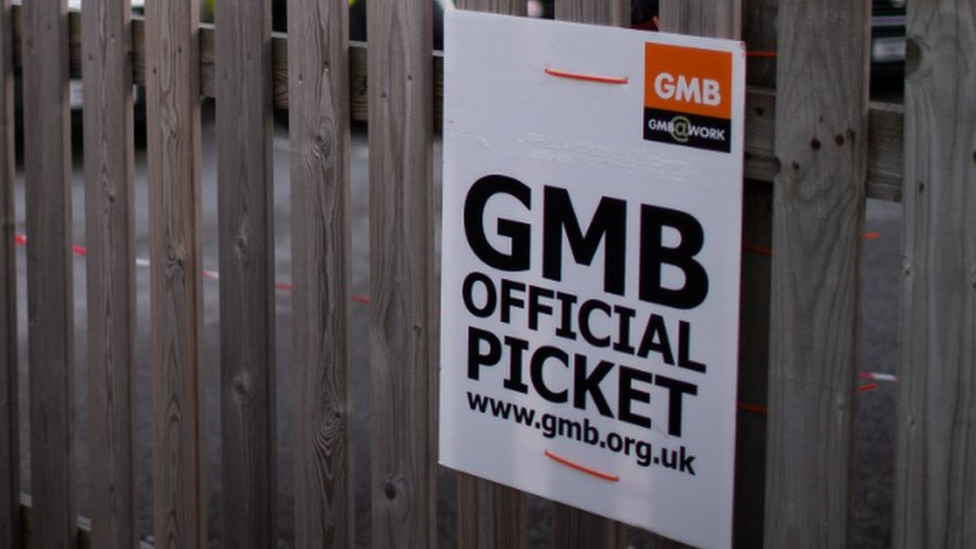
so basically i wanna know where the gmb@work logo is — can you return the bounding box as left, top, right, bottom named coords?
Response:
left=643, top=43, right=732, bottom=153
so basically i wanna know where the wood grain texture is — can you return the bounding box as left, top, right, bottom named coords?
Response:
left=216, top=0, right=278, bottom=547
left=456, top=473, right=525, bottom=549
left=457, top=0, right=526, bottom=16
left=22, top=1, right=76, bottom=547
left=550, top=2, right=627, bottom=547
left=894, top=2, right=976, bottom=548
left=368, top=0, right=437, bottom=546
left=9, top=7, right=908, bottom=202
left=658, top=0, right=740, bottom=39
left=453, top=2, right=526, bottom=548
left=552, top=508, right=620, bottom=549
left=0, top=0, right=18, bottom=547
left=287, top=0, right=355, bottom=547
left=145, top=0, right=206, bottom=547
left=555, top=0, right=628, bottom=27
left=82, top=0, right=138, bottom=547
left=764, top=0, right=870, bottom=546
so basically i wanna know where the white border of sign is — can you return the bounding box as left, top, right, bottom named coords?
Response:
left=439, top=11, right=746, bottom=549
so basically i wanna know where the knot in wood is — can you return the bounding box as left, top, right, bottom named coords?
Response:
left=384, top=481, right=397, bottom=500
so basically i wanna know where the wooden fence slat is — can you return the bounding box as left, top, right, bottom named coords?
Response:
left=894, top=3, right=976, bottom=548
left=0, top=0, right=18, bottom=546
left=457, top=0, right=526, bottom=16
left=145, top=0, right=205, bottom=547
left=82, top=0, right=138, bottom=547
left=368, top=0, right=437, bottom=546
left=456, top=472, right=525, bottom=549
left=550, top=2, right=627, bottom=547
left=216, top=0, right=278, bottom=547
left=555, top=0, right=628, bottom=28
left=287, top=0, right=355, bottom=546
left=764, top=0, right=870, bottom=546
left=22, top=1, right=76, bottom=547
left=659, top=0, right=740, bottom=39
left=453, top=2, right=526, bottom=548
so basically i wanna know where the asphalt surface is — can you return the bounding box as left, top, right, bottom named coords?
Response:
left=12, top=100, right=903, bottom=548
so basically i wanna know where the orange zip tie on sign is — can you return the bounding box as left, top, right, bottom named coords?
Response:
left=543, top=67, right=629, bottom=85
left=544, top=450, right=620, bottom=482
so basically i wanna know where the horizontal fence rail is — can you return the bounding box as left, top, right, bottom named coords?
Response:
left=7, top=5, right=905, bottom=203
left=2, top=1, right=974, bottom=549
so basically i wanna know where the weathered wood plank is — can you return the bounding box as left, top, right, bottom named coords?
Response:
left=22, top=1, right=76, bottom=547
left=894, top=3, right=976, bottom=549
left=82, top=0, right=138, bottom=547
left=216, top=0, right=278, bottom=547
left=642, top=2, right=745, bottom=548
left=287, top=0, right=355, bottom=547
left=659, top=0, right=740, bottom=39
left=555, top=0, right=628, bottom=26
left=457, top=473, right=525, bottom=549
left=458, top=0, right=526, bottom=16
left=145, top=0, right=206, bottom=547
left=9, top=7, right=909, bottom=202
left=552, top=509, right=620, bottom=549
left=453, top=1, right=526, bottom=548
left=764, top=0, right=870, bottom=546
left=550, top=2, right=627, bottom=547
left=0, top=0, right=18, bottom=547
left=368, top=0, right=437, bottom=546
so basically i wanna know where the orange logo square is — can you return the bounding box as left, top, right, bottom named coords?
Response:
left=644, top=43, right=732, bottom=120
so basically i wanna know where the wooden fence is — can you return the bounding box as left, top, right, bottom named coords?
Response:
left=0, top=0, right=973, bottom=548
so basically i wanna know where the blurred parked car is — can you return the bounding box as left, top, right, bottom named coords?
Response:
left=871, top=0, right=907, bottom=84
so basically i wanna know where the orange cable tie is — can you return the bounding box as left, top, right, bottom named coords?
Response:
left=544, top=67, right=629, bottom=85
left=738, top=402, right=768, bottom=415
left=544, top=450, right=620, bottom=482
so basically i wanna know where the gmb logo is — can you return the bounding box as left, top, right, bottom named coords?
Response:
left=653, top=73, right=722, bottom=107
left=669, top=116, right=691, bottom=143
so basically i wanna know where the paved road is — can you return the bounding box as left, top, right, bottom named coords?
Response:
left=12, top=103, right=902, bottom=547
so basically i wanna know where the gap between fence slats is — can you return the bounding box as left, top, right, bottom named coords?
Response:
left=145, top=0, right=206, bottom=547
left=22, top=1, right=77, bottom=547
left=368, top=0, right=438, bottom=547
left=764, top=0, right=870, bottom=546
left=0, top=0, right=18, bottom=547
left=550, top=2, right=628, bottom=547
left=894, top=3, right=976, bottom=548
left=453, top=1, right=527, bottom=548
left=287, top=0, right=355, bottom=546
left=734, top=0, right=776, bottom=546
left=82, top=0, right=138, bottom=547
left=216, top=0, right=278, bottom=547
